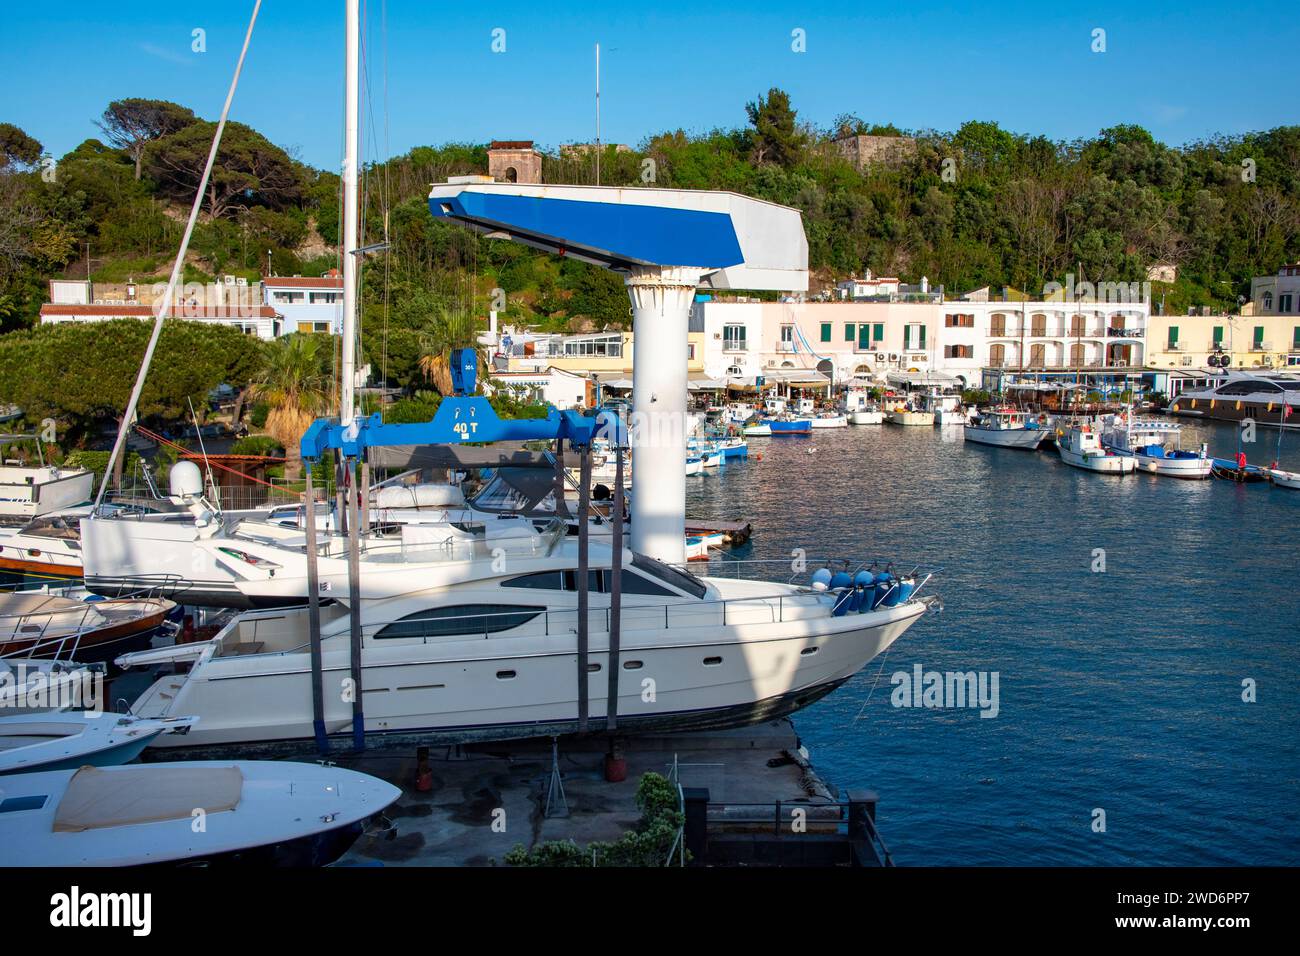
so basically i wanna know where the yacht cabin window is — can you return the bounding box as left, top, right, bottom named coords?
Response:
left=373, top=604, right=544, bottom=640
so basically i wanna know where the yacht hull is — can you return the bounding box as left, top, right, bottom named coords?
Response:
left=125, top=601, right=927, bottom=750
left=963, top=426, right=1045, bottom=449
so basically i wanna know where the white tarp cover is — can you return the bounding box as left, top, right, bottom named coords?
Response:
left=53, top=765, right=243, bottom=832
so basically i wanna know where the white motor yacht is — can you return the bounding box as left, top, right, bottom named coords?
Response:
left=116, top=535, right=938, bottom=748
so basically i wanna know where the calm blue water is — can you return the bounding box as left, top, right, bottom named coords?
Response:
left=687, top=419, right=1300, bottom=865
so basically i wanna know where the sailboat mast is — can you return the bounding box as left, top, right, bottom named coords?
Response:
left=340, top=0, right=360, bottom=426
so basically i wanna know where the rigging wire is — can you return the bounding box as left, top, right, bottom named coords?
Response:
left=94, top=0, right=263, bottom=511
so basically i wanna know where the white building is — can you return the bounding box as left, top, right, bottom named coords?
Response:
left=262, top=272, right=344, bottom=334
left=1250, top=263, right=1300, bottom=316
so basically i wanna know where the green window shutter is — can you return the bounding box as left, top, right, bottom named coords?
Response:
left=1293, top=326, right=1300, bottom=348
left=1254, top=326, right=1264, bottom=346
left=820, top=323, right=832, bottom=343
left=919, top=325, right=926, bottom=348
left=1168, top=326, right=1178, bottom=345
left=844, top=323, right=855, bottom=342
left=1213, top=325, right=1223, bottom=344
left=859, top=325, right=870, bottom=349
left=873, top=323, right=884, bottom=342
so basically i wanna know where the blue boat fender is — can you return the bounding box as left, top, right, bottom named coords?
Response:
left=810, top=568, right=833, bottom=591
left=872, top=573, right=894, bottom=609
left=829, top=571, right=852, bottom=591
left=891, top=576, right=917, bottom=605
left=832, top=589, right=854, bottom=617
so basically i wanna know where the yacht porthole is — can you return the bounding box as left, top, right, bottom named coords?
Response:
left=587, top=663, right=601, bottom=672
left=800, top=646, right=820, bottom=656
left=703, top=656, right=722, bottom=666
left=496, top=670, right=517, bottom=680
left=623, top=660, right=643, bottom=670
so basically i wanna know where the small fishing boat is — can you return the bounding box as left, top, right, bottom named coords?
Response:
left=1267, top=468, right=1300, bottom=489
left=718, top=437, right=749, bottom=459
left=0, top=711, right=196, bottom=775
left=0, top=593, right=177, bottom=664
left=1211, top=460, right=1269, bottom=483
left=741, top=420, right=772, bottom=437
left=0, top=760, right=401, bottom=867
left=919, top=390, right=970, bottom=427
left=884, top=398, right=935, bottom=426
left=1101, top=415, right=1211, bottom=479
left=964, top=409, right=1047, bottom=450
left=685, top=455, right=704, bottom=476
left=1057, top=424, right=1136, bottom=474
left=761, top=417, right=813, bottom=435
left=810, top=413, right=848, bottom=428
left=842, top=389, right=884, bottom=425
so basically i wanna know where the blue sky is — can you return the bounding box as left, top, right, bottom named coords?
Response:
left=2, top=0, right=1296, bottom=169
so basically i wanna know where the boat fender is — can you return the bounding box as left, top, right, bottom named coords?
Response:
left=829, top=571, right=852, bottom=591
left=810, top=568, right=833, bottom=591
left=872, top=574, right=894, bottom=609
left=892, top=577, right=917, bottom=605
left=832, top=590, right=854, bottom=617
left=846, top=587, right=862, bottom=612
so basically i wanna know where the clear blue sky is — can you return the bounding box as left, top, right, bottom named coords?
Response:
left=3, top=0, right=1296, bottom=169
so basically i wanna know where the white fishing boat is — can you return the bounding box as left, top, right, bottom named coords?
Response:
left=841, top=389, right=883, bottom=424
left=115, top=533, right=938, bottom=749
left=1267, top=468, right=1300, bottom=489
left=741, top=421, right=772, bottom=436
left=963, top=409, right=1047, bottom=450
left=1057, top=423, right=1136, bottom=474
left=810, top=413, right=848, bottom=428
left=918, top=390, right=970, bottom=427
left=0, top=711, right=195, bottom=774
left=1100, top=415, right=1211, bottom=479
left=0, top=760, right=400, bottom=867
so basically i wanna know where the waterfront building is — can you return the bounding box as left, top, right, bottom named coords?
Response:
left=1146, top=312, right=1300, bottom=372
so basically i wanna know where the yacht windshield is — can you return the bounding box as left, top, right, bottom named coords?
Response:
left=630, top=553, right=707, bottom=599
left=470, top=467, right=569, bottom=517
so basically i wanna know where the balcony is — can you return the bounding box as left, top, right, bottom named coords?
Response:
left=1166, top=343, right=1183, bottom=352
left=1104, top=326, right=1145, bottom=339
left=776, top=341, right=797, bottom=353
left=1250, top=341, right=1272, bottom=352
left=722, top=342, right=747, bottom=353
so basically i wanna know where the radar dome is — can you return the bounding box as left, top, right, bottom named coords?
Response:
left=169, top=460, right=204, bottom=499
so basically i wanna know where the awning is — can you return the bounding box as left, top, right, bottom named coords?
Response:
left=761, top=368, right=831, bottom=385
left=886, top=370, right=959, bottom=387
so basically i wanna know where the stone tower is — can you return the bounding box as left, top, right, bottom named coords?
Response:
left=487, top=141, right=542, bottom=184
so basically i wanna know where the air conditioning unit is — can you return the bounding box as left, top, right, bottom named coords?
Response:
left=223, top=275, right=236, bottom=285
left=235, top=277, right=248, bottom=287
left=888, top=353, right=899, bottom=362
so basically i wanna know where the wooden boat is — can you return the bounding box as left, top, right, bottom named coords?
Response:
left=1210, top=461, right=1269, bottom=483
left=0, top=760, right=401, bottom=867
left=0, top=593, right=176, bottom=663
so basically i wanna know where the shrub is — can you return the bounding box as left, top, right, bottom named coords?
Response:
left=230, top=435, right=284, bottom=457
left=504, top=772, right=687, bottom=867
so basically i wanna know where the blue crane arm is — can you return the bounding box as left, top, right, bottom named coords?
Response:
left=299, top=398, right=625, bottom=461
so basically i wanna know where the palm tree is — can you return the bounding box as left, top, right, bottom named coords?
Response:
left=417, top=306, right=479, bottom=395
left=250, top=334, right=332, bottom=478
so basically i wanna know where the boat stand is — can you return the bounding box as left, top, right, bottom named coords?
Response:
left=544, top=736, right=569, bottom=818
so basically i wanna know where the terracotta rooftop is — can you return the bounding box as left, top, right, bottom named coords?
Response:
left=263, top=274, right=343, bottom=289
left=489, top=140, right=535, bottom=150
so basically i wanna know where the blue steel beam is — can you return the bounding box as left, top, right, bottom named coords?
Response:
left=428, top=193, right=744, bottom=270
left=300, top=399, right=625, bottom=461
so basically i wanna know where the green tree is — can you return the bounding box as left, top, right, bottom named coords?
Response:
left=97, top=98, right=198, bottom=180
left=248, top=334, right=332, bottom=477
left=745, top=88, right=806, bottom=168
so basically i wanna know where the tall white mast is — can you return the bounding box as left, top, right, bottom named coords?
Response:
left=340, top=0, right=360, bottom=425
left=595, top=42, right=601, bottom=186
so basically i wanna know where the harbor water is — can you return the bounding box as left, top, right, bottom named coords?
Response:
left=688, top=419, right=1300, bottom=865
